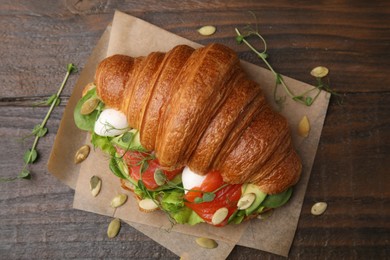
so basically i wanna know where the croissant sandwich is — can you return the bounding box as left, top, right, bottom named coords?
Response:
left=74, top=43, right=301, bottom=226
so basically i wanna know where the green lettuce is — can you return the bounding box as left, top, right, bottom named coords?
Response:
left=160, top=190, right=205, bottom=225
left=91, top=133, right=116, bottom=156
left=187, top=210, right=205, bottom=225
left=74, top=88, right=103, bottom=131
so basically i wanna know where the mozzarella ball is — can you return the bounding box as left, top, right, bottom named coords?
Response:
left=182, top=166, right=207, bottom=194
left=94, top=108, right=129, bottom=137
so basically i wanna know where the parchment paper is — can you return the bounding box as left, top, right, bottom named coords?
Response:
left=48, top=11, right=330, bottom=258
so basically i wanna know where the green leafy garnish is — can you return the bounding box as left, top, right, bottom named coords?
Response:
left=235, top=13, right=341, bottom=107
left=191, top=183, right=229, bottom=204
left=154, top=169, right=167, bottom=186
left=74, top=88, right=103, bottom=131
left=23, top=149, right=38, bottom=164
left=120, top=132, right=134, bottom=143
left=109, top=157, right=127, bottom=179
left=91, top=133, right=116, bottom=156
left=1, top=63, right=77, bottom=182
left=33, top=93, right=61, bottom=107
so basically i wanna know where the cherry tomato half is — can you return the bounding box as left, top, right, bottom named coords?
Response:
left=116, top=147, right=181, bottom=190
left=185, top=171, right=242, bottom=226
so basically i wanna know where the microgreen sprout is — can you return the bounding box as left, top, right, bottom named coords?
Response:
left=235, top=15, right=341, bottom=106
left=152, top=169, right=229, bottom=204
left=1, top=63, right=77, bottom=182
left=100, top=121, right=130, bottom=136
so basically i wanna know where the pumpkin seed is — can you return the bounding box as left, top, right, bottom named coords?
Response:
left=80, top=97, right=99, bottom=115
left=198, top=25, right=216, bottom=36
left=211, top=207, right=229, bottom=225
left=298, top=115, right=310, bottom=137
left=107, top=218, right=121, bottom=238
left=195, top=237, right=218, bottom=249
left=311, top=202, right=327, bottom=215
left=89, top=175, right=102, bottom=197
left=82, top=82, right=96, bottom=97
left=310, top=66, right=329, bottom=78
left=257, top=209, right=274, bottom=220
left=110, top=194, right=128, bottom=208
left=74, top=145, right=90, bottom=164
left=237, top=193, right=256, bottom=210
left=121, top=179, right=135, bottom=191
left=138, top=198, right=159, bottom=212
left=154, top=169, right=166, bottom=186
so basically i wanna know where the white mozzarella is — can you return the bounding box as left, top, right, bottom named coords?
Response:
left=182, top=166, right=207, bottom=194
left=94, top=108, right=129, bottom=137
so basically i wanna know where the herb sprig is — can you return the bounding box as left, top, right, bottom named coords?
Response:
left=235, top=15, right=341, bottom=106
left=1, top=64, right=77, bottom=182
left=153, top=169, right=228, bottom=204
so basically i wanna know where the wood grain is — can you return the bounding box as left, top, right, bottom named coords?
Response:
left=0, top=0, right=389, bottom=259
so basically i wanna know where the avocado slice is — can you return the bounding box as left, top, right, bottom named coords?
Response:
left=111, top=129, right=147, bottom=152
left=243, top=184, right=267, bottom=216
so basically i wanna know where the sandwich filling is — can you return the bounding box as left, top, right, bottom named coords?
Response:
left=74, top=86, right=293, bottom=226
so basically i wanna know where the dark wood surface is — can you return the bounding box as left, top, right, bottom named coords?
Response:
left=1, top=1, right=389, bottom=259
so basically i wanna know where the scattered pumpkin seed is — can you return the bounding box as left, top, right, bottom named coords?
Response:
left=110, top=194, right=128, bottom=208
left=237, top=193, right=256, bottom=210
left=89, top=175, right=102, bottom=197
left=107, top=218, right=121, bottom=238
left=80, top=97, right=99, bottom=115
left=198, top=25, right=216, bottom=36
left=74, top=145, right=90, bottom=164
left=310, top=66, right=329, bottom=78
left=195, top=237, right=218, bottom=249
left=138, top=198, right=159, bottom=212
left=298, top=115, right=310, bottom=137
left=82, top=82, right=96, bottom=97
left=211, top=207, right=229, bottom=225
left=311, top=202, right=327, bottom=215
left=257, top=209, right=274, bottom=220
left=121, top=179, right=135, bottom=191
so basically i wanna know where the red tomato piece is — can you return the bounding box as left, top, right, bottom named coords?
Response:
left=116, top=147, right=181, bottom=190
left=184, top=171, right=242, bottom=226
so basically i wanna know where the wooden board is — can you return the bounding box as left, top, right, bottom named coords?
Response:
left=0, top=1, right=389, bottom=259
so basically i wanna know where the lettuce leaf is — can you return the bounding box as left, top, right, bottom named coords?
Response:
left=187, top=210, right=205, bottom=225
left=74, top=88, right=102, bottom=131
left=160, top=190, right=205, bottom=225
left=91, top=133, right=116, bottom=156
left=161, top=190, right=185, bottom=212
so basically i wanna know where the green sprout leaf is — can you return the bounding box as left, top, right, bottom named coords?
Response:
left=235, top=17, right=341, bottom=107
left=18, top=169, right=31, bottom=179
left=194, top=197, right=203, bottom=204
left=154, top=169, right=167, bottom=186
left=202, top=192, right=216, bottom=202
left=121, top=132, right=134, bottom=143
left=46, top=94, right=57, bottom=106
left=109, top=157, right=126, bottom=179
left=140, top=160, right=149, bottom=174
left=305, top=97, right=313, bottom=106
left=236, top=35, right=244, bottom=43
left=67, top=63, right=77, bottom=73
left=9, top=63, right=78, bottom=183
left=23, top=149, right=38, bottom=164
left=258, top=53, right=268, bottom=59
left=32, top=125, right=48, bottom=137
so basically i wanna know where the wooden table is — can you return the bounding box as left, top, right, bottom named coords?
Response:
left=1, top=1, right=389, bottom=259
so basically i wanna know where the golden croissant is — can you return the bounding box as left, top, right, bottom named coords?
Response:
left=93, top=43, right=301, bottom=195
